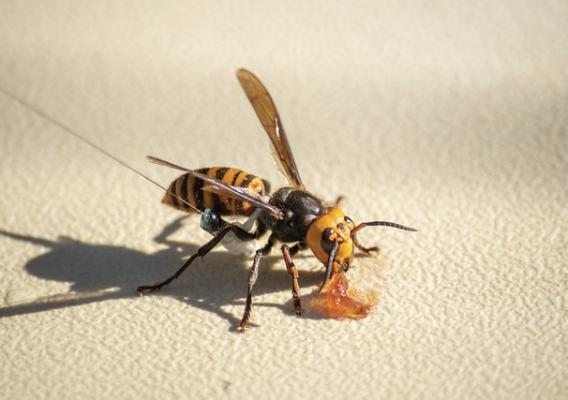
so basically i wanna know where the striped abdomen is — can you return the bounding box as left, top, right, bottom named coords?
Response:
left=162, top=167, right=271, bottom=216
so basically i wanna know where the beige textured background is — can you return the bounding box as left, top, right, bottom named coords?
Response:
left=1, top=1, right=567, bottom=399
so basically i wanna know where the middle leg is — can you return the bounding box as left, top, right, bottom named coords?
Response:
left=238, top=235, right=275, bottom=331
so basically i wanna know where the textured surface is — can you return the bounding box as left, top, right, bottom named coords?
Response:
left=1, top=1, right=567, bottom=399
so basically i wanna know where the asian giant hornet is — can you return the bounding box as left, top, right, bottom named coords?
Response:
left=0, top=69, right=415, bottom=330
left=136, top=69, right=416, bottom=330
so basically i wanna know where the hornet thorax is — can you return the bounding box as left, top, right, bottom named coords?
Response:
left=260, top=188, right=325, bottom=243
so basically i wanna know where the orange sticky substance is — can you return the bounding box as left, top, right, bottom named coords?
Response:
left=309, top=272, right=379, bottom=319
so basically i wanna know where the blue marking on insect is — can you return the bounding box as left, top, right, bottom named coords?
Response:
left=200, top=209, right=223, bottom=234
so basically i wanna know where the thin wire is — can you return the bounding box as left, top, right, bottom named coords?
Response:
left=0, top=86, right=203, bottom=215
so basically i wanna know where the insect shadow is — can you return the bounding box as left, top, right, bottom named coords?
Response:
left=0, top=216, right=324, bottom=328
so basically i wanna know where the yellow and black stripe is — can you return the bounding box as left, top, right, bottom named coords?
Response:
left=162, top=167, right=271, bottom=216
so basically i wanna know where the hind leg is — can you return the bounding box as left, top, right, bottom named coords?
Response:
left=138, top=225, right=256, bottom=294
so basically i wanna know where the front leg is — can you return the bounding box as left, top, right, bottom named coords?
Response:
left=352, top=234, right=380, bottom=255
left=282, top=244, right=302, bottom=316
left=238, top=236, right=275, bottom=332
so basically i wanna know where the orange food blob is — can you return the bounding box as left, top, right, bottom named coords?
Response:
left=309, top=272, right=378, bottom=319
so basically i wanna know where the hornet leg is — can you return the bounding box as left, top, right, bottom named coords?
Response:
left=137, top=225, right=256, bottom=295
left=282, top=244, right=302, bottom=316
left=238, top=235, right=275, bottom=331
left=352, top=234, right=380, bottom=255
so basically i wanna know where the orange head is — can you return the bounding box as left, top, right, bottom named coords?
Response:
left=305, top=207, right=416, bottom=317
left=306, top=207, right=416, bottom=288
left=306, top=207, right=355, bottom=275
